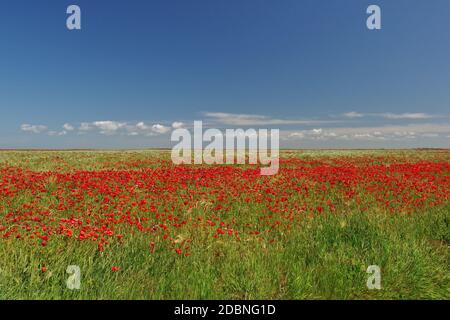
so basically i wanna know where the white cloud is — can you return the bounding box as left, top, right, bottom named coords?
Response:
left=287, top=128, right=338, bottom=140
left=93, top=121, right=126, bottom=134
left=63, top=123, right=74, bottom=131
left=79, top=122, right=93, bottom=131
left=342, top=111, right=438, bottom=120
left=354, top=133, right=374, bottom=138
left=343, top=111, right=364, bottom=118
left=421, top=133, right=439, bottom=138
left=75, top=121, right=127, bottom=135
left=48, top=130, right=67, bottom=136
left=18, top=115, right=449, bottom=146
left=204, top=112, right=337, bottom=126
left=136, top=122, right=149, bottom=130
left=285, top=123, right=450, bottom=141
left=380, top=112, right=436, bottom=120
left=151, top=124, right=170, bottom=134
left=74, top=121, right=173, bottom=136
left=20, top=124, right=48, bottom=134
left=172, top=121, right=184, bottom=129
left=288, top=132, right=305, bottom=138
left=393, top=131, right=416, bottom=137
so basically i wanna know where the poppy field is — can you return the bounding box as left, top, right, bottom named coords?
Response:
left=0, top=150, right=449, bottom=299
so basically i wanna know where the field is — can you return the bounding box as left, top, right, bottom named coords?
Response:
left=0, top=150, right=449, bottom=299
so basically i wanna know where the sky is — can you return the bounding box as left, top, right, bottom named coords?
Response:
left=0, top=0, right=449, bottom=149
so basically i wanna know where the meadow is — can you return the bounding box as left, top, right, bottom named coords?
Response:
left=0, top=150, right=448, bottom=299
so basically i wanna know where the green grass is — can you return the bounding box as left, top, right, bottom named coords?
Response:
left=0, top=205, right=448, bottom=299
left=0, top=150, right=448, bottom=299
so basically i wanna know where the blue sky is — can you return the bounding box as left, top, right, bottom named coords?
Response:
left=0, top=0, right=449, bottom=148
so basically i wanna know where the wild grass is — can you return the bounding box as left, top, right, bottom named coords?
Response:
left=0, top=150, right=448, bottom=299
